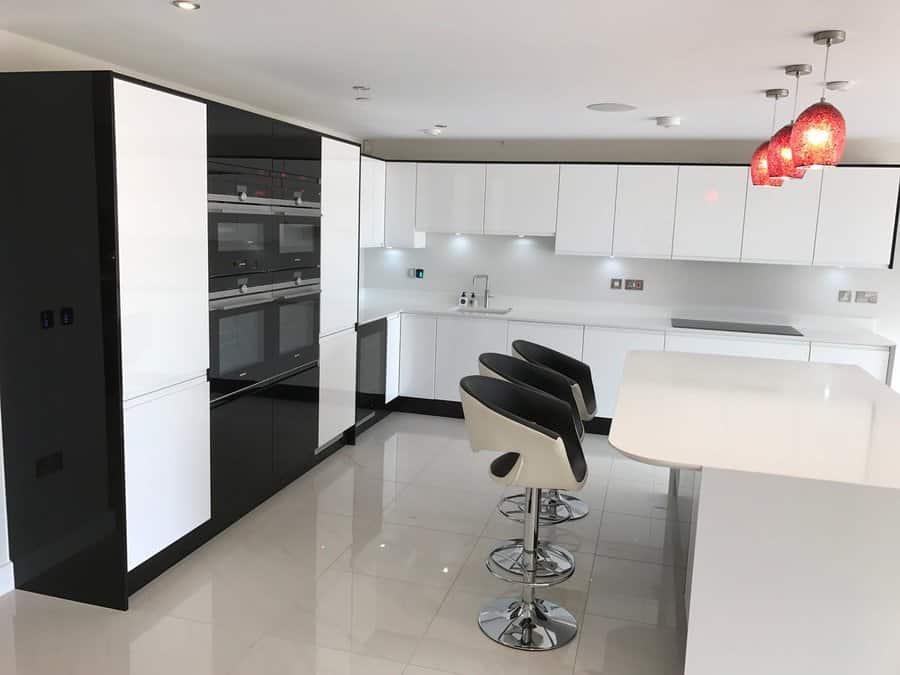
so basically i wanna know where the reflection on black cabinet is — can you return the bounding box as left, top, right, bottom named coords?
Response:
left=210, top=387, right=274, bottom=526
left=356, top=319, right=387, bottom=424
left=273, top=365, right=319, bottom=486
left=207, top=103, right=274, bottom=159
left=210, top=364, right=319, bottom=527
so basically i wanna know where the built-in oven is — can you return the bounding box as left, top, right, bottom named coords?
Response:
left=208, top=202, right=273, bottom=277
left=271, top=206, right=321, bottom=270
left=208, top=269, right=320, bottom=401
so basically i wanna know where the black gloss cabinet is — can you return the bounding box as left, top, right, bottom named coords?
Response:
left=356, top=319, right=388, bottom=426
left=0, top=72, right=128, bottom=610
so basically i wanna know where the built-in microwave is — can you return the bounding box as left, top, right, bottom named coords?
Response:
left=208, top=200, right=321, bottom=277
left=208, top=269, right=320, bottom=401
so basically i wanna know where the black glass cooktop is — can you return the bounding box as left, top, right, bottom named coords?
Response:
left=671, top=318, right=803, bottom=337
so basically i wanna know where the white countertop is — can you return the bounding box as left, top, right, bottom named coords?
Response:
left=358, top=291, right=895, bottom=348
left=609, top=351, right=900, bottom=489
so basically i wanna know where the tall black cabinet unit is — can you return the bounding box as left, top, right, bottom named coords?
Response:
left=0, top=72, right=128, bottom=609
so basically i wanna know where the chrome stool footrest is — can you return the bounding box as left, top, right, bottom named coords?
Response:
left=486, top=539, right=575, bottom=586
left=478, top=597, right=578, bottom=651
left=498, top=491, right=572, bottom=525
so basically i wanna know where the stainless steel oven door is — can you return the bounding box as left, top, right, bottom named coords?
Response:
left=209, top=290, right=277, bottom=399
left=272, top=284, right=320, bottom=374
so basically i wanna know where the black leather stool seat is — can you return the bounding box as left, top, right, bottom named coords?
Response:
left=511, top=340, right=597, bottom=420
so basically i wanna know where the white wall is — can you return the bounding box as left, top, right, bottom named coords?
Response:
left=0, top=398, right=12, bottom=596
left=361, top=139, right=900, bottom=391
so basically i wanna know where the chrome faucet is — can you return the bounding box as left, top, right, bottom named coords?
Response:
left=473, top=274, right=490, bottom=308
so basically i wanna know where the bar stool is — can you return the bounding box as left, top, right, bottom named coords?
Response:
left=479, top=352, right=585, bottom=526
left=460, top=375, right=586, bottom=651
left=510, top=340, right=597, bottom=520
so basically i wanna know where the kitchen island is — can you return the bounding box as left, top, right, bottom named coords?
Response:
left=609, top=351, right=900, bottom=675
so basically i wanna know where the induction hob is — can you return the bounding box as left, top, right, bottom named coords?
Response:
left=670, top=318, right=803, bottom=337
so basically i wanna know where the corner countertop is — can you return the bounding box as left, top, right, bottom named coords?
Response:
left=358, top=291, right=895, bottom=349
left=609, top=351, right=900, bottom=489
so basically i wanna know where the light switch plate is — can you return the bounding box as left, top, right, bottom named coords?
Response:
left=625, top=279, right=644, bottom=291
left=855, top=290, right=878, bottom=304
left=610, top=278, right=622, bottom=290
left=838, top=290, right=852, bottom=303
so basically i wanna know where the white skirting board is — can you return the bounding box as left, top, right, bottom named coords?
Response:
left=0, top=561, right=13, bottom=596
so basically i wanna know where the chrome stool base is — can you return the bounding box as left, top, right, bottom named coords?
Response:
left=498, top=490, right=588, bottom=524
left=478, top=597, right=578, bottom=651
left=486, top=539, right=575, bottom=586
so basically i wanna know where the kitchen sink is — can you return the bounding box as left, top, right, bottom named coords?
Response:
left=452, top=306, right=512, bottom=315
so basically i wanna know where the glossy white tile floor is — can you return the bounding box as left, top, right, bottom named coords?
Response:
left=0, top=413, right=687, bottom=674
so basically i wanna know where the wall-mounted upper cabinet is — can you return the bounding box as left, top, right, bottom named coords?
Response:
left=612, top=165, right=678, bottom=259
left=484, top=164, right=560, bottom=236
left=813, top=166, right=900, bottom=268
left=415, top=163, right=486, bottom=234
left=384, top=162, right=426, bottom=248
left=359, top=156, right=386, bottom=248
left=672, top=166, right=748, bottom=262
left=555, top=164, right=618, bottom=256
left=742, top=171, right=823, bottom=265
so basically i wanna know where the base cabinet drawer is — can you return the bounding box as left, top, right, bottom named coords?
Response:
left=272, top=365, right=319, bottom=485
left=399, top=314, right=437, bottom=398
left=665, top=334, right=810, bottom=362
left=582, top=328, right=666, bottom=418
left=810, top=343, right=891, bottom=383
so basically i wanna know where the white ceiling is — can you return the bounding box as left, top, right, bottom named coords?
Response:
left=2, top=0, right=900, bottom=141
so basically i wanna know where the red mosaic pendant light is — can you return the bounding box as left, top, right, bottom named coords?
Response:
left=750, top=89, right=788, bottom=187
left=767, top=65, right=812, bottom=180
left=791, top=30, right=848, bottom=168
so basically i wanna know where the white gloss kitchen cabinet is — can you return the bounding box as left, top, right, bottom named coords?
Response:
left=508, top=321, right=584, bottom=359
left=359, top=156, right=386, bottom=248
left=582, top=328, right=666, bottom=418
left=555, top=164, right=618, bottom=256
left=399, top=314, right=437, bottom=398
left=318, top=328, right=358, bottom=446
left=810, top=343, right=891, bottom=383
left=385, top=162, right=426, bottom=248
left=435, top=317, right=508, bottom=401
left=612, top=165, right=678, bottom=259
left=742, top=170, right=823, bottom=265
left=484, top=164, right=560, bottom=236
left=415, top=163, right=486, bottom=234
left=813, top=166, right=900, bottom=268
left=672, top=166, right=749, bottom=262
left=321, top=138, right=361, bottom=335
left=114, top=78, right=210, bottom=571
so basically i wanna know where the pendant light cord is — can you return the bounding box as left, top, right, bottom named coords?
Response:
left=770, top=95, right=779, bottom=134
left=792, top=73, right=801, bottom=122
left=820, top=40, right=831, bottom=102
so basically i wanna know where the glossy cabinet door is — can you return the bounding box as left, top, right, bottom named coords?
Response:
left=809, top=343, right=891, bottom=383
left=612, top=165, right=678, bottom=259
left=114, top=79, right=209, bottom=401
left=435, top=317, right=508, bottom=402
left=272, top=365, right=319, bottom=483
left=742, top=171, right=822, bottom=264
left=398, top=314, right=437, bottom=398
left=507, top=321, right=584, bottom=359
left=124, top=378, right=210, bottom=570
left=386, top=315, right=401, bottom=402
left=813, top=167, right=900, bottom=268
left=672, top=166, right=749, bottom=262
left=484, top=164, right=560, bottom=236
left=318, top=327, right=358, bottom=447
left=665, top=333, right=810, bottom=361
left=582, top=328, right=666, bottom=418
left=385, top=162, right=426, bottom=248
left=359, top=156, right=386, bottom=248
left=555, top=164, right=617, bottom=255
left=415, top=163, right=486, bottom=234
left=320, top=138, right=360, bottom=335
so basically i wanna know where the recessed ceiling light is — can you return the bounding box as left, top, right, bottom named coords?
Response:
left=654, top=115, right=681, bottom=128
left=354, top=96, right=371, bottom=102
left=587, top=103, right=637, bottom=112
left=171, top=1, right=200, bottom=10
left=352, top=85, right=371, bottom=92
left=421, top=124, right=447, bottom=136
